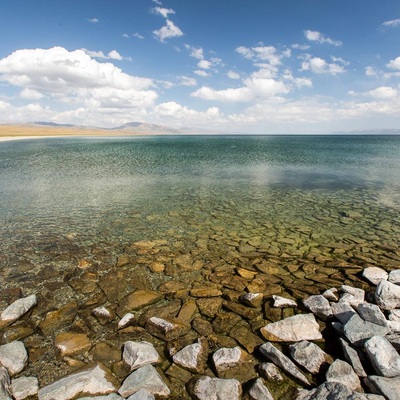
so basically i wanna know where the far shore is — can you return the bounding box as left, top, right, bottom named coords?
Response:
left=0, top=124, right=174, bottom=142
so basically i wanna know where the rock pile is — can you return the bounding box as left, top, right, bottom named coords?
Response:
left=3, top=264, right=400, bottom=399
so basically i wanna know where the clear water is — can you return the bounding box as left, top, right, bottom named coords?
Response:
left=1, top=134, right=400, bottom=283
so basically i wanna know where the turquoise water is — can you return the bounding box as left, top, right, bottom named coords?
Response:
left=0, top=135, right=400, bottom=286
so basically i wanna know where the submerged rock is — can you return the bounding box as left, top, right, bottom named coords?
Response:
left=260, top=314, right=322, bottom=342
left=145, top=317, right=190, bottom=341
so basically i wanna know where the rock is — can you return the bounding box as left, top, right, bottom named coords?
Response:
left=117, top=290, right=162, bottom=316
left=343, top=315, right=389, bottom=347
left=222, top=301, right=259, bottom=320
left=388, top=309, right=400, bottom=322
left=165, top=364, right=192, bottom=384
left=123, top=341, right=160, bottom=371
left=118, top=313, right=136, bottom=330
left=38, top=363, right=118, bottom=400
left=303, top=295, right=333, bottom=321
left=78, top=394, right=124, bottom=400
left=388, top=270, right=400, bottom=285
left=212, top=346, right=257, bottom=382
left=326, top=359, right=361, bottom=391
left=0, top=341, right=28, bottom=376
left=364, top=375, right=400, bottom=400
left=190, top=288, right=222, bottom=297
left=118, top=365, right=170, bottom=398
left=339, top=338, right=367, bottom=377
left=92, top=306, right=114, bottom=325
left=365, top=335, right=400, bottom=377
left=296, top=381, right=354, bottom=399
left=240, top=293, right=263, bottom=308
left=259, top=342, right=310, bottom=385
left=0, top=367, right=12, bottom=400
left=363, top=267, right=388, bottom=285
left=55, top=332, right=92, bottom=357
left=375, top=280, right=400, bottom=310
left=386, top=320, right=400, bottom=332
left=145, top=317, right=190, bottom=341
left=0, top=295, right=37, bottom=328
left=229, top=323, right=263, bottom=353
left=11, top=376, right=39, bottom=400
left=260, top=314, right=322, bottom=342
left=331, top=302, right=357, bottom=324
left=196, top=297, right=223, bottom=318
left=127, top=389, right=155, bottom=400
left=323, top=288, right=339, bottom=302
left=212, top=312, right=242, bottom=334
left=248, top=378, right=274, bottom=400
left=258, top=362, right=283, bottom=382
left=187, top=376, right=242, bottom=400
left=357, top=304, right=387, bottom=327
left=272, top=295, right=297, bottom=308
left=38, top=301, right=78, bottom=335
left=172, top=338, right=208, bottom=373
left=341, top=285, right=365, bottom=302
left=176, top=300, right=198, bottom=325
left=289, top=341, right=329, bottom=374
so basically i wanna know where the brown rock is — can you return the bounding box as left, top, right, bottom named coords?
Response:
left=221, top=276, right=247, bottom=292
left=38, top=302, right=78, bottom=335
left=138, top=300, right=182, bottom=326
left=117, top=290, right=163, bottom=317
left=166, top=363, right=193, bottom=384
left=212, top=312, right=242, bottom=334
left=1, top=323, right=35, bottom=344
left=229, top=323, right=263, bottom=353
left=240, top=293, right=263, bottom=308
left=196, top=298, right=223, bottom=318
left=222, top=301, right=260, bottom=320
left=149, top=262, right=165, bottom=273
left=236, top=268, right=257, bottom=280
left=192, top=318, right=214, bottom=337
left=54, top=332, right=91, bottom=357
left=176, top=300, right=198, bottom=325
left=190, top=288, right=222, bottom=298
left=158, top=281, right=187, bottom=295
left=90, top=342, right=121, bottom=366
left=98, top=270, right=131, bottom=303
left=145, top=317, right=191, bottom=341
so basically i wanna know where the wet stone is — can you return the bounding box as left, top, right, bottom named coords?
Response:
left=118, top=313, right=136, bottom=330
left=196, top=297, right=223, bottom=318
left=145, top=317, right=190, bottom=341
left=172, top=338, right=208, bottom=374
left=272, top=295, right=297, bottom=308
left=38, top=301, right=78, bottom=335
left=165, top=363, right=193, bottom=384
left=240, top=293, right=263, bottom=308
left=212, top=312, right=242, bottom=334
left=192, top=317, right=214, bottom=337
left=92, top=306, right=114, bottom=325
left=190, top=288, right=222, bottom=298
left=54, top=332, right=91, bottom=357
left=117, top=290, right=163, bottom=317
left=229, top=323, right=263, bottom=353
left=0, top=341, right=28, bottom=376
left=222, top=301, right=259, bottom=320
left=325, top=359, right=361, bottom=391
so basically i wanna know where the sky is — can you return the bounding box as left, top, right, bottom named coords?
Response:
left=0, top=0, right=400, bottom=133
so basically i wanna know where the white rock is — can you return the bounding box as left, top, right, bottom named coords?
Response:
left=331, top=302, right=357, bottom=324
left=375, top=280, right=400, bottom=310
left=303, top=295, right=333, bottom=321
left=364, top=375, right=400, bottom=400
left=189, top=376, right=242, bottom=400
left=387, top=320, right=400, bottom=333
left=77, top=394, right=124, bottom=400
left=118, top=365, right=170, bottom=398
left=0, top=341, right=28, bottom=376
left=172, top=339, right=208, bottom=373
left=388, top=310, right=400, bottom=322
left=212, top=347, right=242, bottom=375
left=0, top=295, right=37, bottom=327
left=339, top=338, right=366, bottom=378
left=365, top=335, right=400, bottom=378
left=127, top=389, right=155, bottom=400
left=248, top=378, right=274, bottom=400
left=341, top=285, right=365, bottom=300
left=0, top=367, right=12, bottom=400
left=272, top=295, right=297, bottom=308
left=11, top=376, right=39, bottom=400
left=289, top=341, right=329, bottom=374
left=259, top=342, right=310, bottom=385
left=339, top=293, right=364, bottom=308
left=357, top=303, right=387, bottom=327
left=325, top=359, right=361, bottom=391
left=92, top=307, right=113, bottom=324
left=258, top=363, right=283, bottom=382
left=388, top=270, right=400, bottom=285
left=260, top=314, right=322, bottom=342
left=123, top=341, right=160, bottom=371
left=38, top=364, right=118, bottom=400
left=322, top=288, right=339, bottom=302
left=363, top=267, right=388, bottom=285
left=118, top=313, right=135, bottom=330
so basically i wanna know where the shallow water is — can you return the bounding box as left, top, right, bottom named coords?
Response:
left=0, top=135, right=400, bottom=390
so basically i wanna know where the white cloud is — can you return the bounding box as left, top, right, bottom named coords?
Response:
left=227, top=71, right=240, bottom=79
left=365, top=66, right=378, bottom=76
left=20, top=88, right=44, bottom=100
left=197, top=59, right=212, bottom=69
left=367, top=86, right=398, bottom=99
left=152, top=0, right=162, bottom=4
left=122, top=33, right=130, bottom=39
left=0, top=47, right=157, bottom=114
left=236, top=45, right=287, bottom=66
left=301, top=57, right=346, bottom=75
left=382, top=18, right=400, bottom=27
left=291, top=44, right=311, bottom=50
left=304, top=30, right=342, bottom=46
left=192, top=86, right=253, bottom=102
left=88, top=18, right=99, bottom=23
left=153, top=19, right=183, bottom=42
left=194, top=70, right=210, bottom=77
left=82, top=49, right=130, bottom=61
left=132, top=33, right=145, bottom=39
left=179, top=76, right=197, bottom=86
left=152, top=7, right=175, bottom=19
left=189, top=47, right=204, bottom=60
left=387, top=56, right=400, bottom=70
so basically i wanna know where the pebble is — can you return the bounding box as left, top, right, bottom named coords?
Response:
left=271, top=295, right=297, bottom=308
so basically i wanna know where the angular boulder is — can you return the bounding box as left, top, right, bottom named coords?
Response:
left=0, top=367, right=12, bottom=400
left=0, top=295, right=37, bottom=328
left=303, top=295, right=333, bottom=321
left=289, top=341, right=329, bottom=374
left=145, top=317, right=190, bottom=341
left=248, top=378, right=274, bottom=400
left=363, top=267, right=388, bottom=286
left=375, top=281, right=400, bottom=310
left=187, top=376, right=242, bottom=400
left=260, top=314, right=322, bottom=342
left=123, top=341, right=160, bottom=371
left=172, top=338, right=208, bottom=374
left=343, top=315, right=389, bottom=347
left=325, top=359, right=361, bottom=391
left=0, top=341, right=28, bottom=376
left=364, top=375, right=400, bottom=400
left=11, top=376, right=39, bottom=400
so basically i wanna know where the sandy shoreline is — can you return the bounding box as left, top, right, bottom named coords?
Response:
left=0, top=124, right=166, bottom=142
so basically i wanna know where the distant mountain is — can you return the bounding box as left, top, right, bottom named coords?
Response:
left=334, top=128, right=400, bottom=134
left=34, top=121, right=77, bottom=128
left=111, top=122, right=181, bottom=133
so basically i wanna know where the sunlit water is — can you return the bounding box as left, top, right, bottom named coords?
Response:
left=1, top=135, right=400, bottom=285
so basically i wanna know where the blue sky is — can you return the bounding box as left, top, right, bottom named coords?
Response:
left=0, top=0, right=400, bottom=133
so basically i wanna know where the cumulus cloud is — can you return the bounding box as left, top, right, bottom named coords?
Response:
left=20, top=88, right=44, bottom=100
left=152, top=7, right=175, bottom=19
left=82, top=49, right=131, bottom=61
left=197, top=60, right=212, bottom=69
left=387, top=56, right=400, bottom=70
left=365, top=66, right=378, bottom=76
left=194, top=70, right=210, bottom=77
left=153, top=19, right=183, bottom=42
left=304, top=30, right=342, bottom=46
left=291, top=44, right=311, bottom=50
left=382, top=18, right=400, bottom=27
left=236, top=45, right=288, bottom=66
left=367, top=86, right=398, bottom=99
left=0, top=47, right=157, bottom=115
left=301, top=56, right=346, bottom=75
left=227, top=71, right=240, bottom=79
left=179, top=76, right=197, bottom=86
